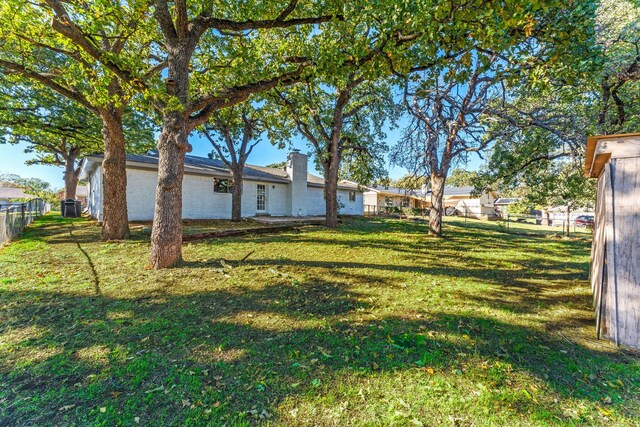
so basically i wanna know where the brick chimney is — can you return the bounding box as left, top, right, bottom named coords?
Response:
left=286, top=150, right=308, bottom=216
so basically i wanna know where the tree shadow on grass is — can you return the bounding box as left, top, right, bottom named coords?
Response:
left=1, top=282, right=639, bottom=426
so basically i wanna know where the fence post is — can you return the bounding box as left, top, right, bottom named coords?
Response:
left=21, top=203, right=26, bottom=231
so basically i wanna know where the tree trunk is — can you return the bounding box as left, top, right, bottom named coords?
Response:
left=429, top=173, right=446, bottom=236
left=231, top=166, right=243, bottom=222
left=100, top=110, right=130, bottom=240
left=149, top=44, right=193, bottom=269
left=324, top=150, right=341, bottom=228
left=541, top=208, right=550, bottom=226
left=566, top=205, right=571, bottom=237
left=63, top=154, right=79, bottom=200
left=149, top=110, right=189, bottom=269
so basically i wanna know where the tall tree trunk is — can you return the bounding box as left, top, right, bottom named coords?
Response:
left=429, top=173, right=446, bottom=236
left=231, top=166, right=243, bottom=222
left=149, top=45, right=193, bottom=269
left=324, top=148, right=341, bottom=228
left=566, top=205, right=571, bottom=237
left=63, top=153, right=79, bottom=200
left=100, top=110, right=129, bottom=240
left=150, top=110, right=189, bottom=268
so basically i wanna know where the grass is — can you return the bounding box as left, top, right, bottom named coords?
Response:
left=0, top=213, right=638, bottom=426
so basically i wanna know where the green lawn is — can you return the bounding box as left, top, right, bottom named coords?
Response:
left=1, top=214, right=638, bottom=426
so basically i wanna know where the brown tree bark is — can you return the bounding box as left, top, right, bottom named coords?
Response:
left=566, top=205, right=571, bottom=237
left=63, top=149, right=80, bottom=200
left=429, top=173, right=446, bottom=236
left=324, top=155, right=340, bottom=228
left=230, top=166, right=243, bottom=222
left=149, top=43, right=192, bottom=268
left=100, top=109, right=130, bottom=240
left=150, top=110, right=189, bottom=268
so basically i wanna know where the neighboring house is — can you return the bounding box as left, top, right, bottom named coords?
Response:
left=493, top=197, right=521, bottom=216
left=438, top=186, right=497, bottom=218
left=545, top=206, right=594, bottom=225
left=363, top=185, right=428, bottom=211
left=363, top=184, right=497, bottom=217
left=79, top=150, right=363, bottom=221
left=56, top=185, right=89, bottom=204
left=0, top=187, right=35, bottom=206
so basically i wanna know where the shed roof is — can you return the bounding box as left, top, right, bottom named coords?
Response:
left=585, top=133, right=640, bottom=178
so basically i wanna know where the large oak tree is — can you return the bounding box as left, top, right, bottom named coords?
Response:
left=0, top=0, right=160, bottom=239
left=38, top=0, right=346, bottom=267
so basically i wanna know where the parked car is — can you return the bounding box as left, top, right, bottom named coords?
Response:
left=575, top=215, right=595, bottom=228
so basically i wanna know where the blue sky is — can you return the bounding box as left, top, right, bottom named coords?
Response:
left=0, top=125, right=483, bottom=190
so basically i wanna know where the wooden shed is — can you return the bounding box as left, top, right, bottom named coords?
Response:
left=585, top=133, right=640, bottom=349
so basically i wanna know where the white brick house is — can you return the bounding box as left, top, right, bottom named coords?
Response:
left=79, top=151, right=363, bottom=221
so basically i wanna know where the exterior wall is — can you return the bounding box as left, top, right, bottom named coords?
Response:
left=87, top=166, right=103, bottom=221
left=124, top=171, right=293, bottom=221
left=337, top=189, right=363, bottom=215
left=364, top=191, right=427, bottom=210
left=89, top=165, right=364, bottom=222
left=364, top=192, right=406, bottom=208
left=241, top=181, right=258, bottom=217
left=182, top=173, right=232, bottom=220
left=450, top=192, right=495, bottom=216
left=306, top=186, right=326, bottom=216
left=241, top=180, right=288, bottom=217
left=126, top=168, right=157, bottom=220
left=363, top=191, right=378, bottom=207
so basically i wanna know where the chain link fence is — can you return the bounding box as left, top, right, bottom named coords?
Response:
left=363, top=206, right=594, bottom=237
left=490, top=213, right=594, bottom=236
left=0, top=198, right=48, bottom=246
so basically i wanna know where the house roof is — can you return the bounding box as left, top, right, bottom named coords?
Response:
left=441, top=186, right=475, bottom=197
left=584, top=133, right=640, bottom=177
left=0, top=187, right=34, bottom=200
left=366, top=184, right=490, bottom=199
left=81, top=152, right=360, bottom=191
left=365, top=185, right=426, bottom=198
left=494, top=198, right=520, bottom=205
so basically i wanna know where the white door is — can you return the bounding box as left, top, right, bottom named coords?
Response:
left=256, top=184, right=267, bottom=213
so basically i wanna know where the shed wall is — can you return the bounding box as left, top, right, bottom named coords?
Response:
left=593, top=158, right=640, bottom=349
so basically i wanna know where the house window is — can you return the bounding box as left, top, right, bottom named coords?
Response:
left=348, top=191, right=356, bottom=202
left=214, top=178, right=232, bottom=193
left=401, top=197, right=410, bottom=207
left=384, top=196, right=393, bottom=206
